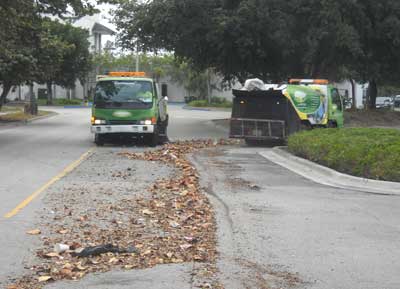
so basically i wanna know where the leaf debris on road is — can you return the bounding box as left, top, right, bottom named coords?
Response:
left=8, top=140, right=237, bottom=289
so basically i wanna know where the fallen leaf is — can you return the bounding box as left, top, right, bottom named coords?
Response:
left=44, top=252, right=59, bottom=258
left=108, top=257, right=119, bottom=264
left=26, top=229, right=41, bottom=235
left=180, top=244, right=193, bottom=250
left=76, top=264, right=87, bottom=271
left=38, top=276, right=52, bottom=282
left=60, top=268, right=73, bottom=277
left=169, top=221, right=180, bottom=228
left=62, top=263, right=73, bottom=269
left=142, top=209, right=154, bottom=215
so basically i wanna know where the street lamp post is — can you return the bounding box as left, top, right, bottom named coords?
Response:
left=136, top=41, right=140, bottom=72
left=135, top=29, right=141, bottom=72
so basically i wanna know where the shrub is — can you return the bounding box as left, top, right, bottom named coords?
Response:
left=55, top=98, right=83, bottom=105
left=37, top=98, right=83, bottom=106
left=288, top=128, right=400, bottom=182
left=188, top=97, right=232, bottom=108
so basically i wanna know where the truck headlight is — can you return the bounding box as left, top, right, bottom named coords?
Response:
left=94, top=119, right=106, bottom=125
left=140, top=120, right=152, bottom=125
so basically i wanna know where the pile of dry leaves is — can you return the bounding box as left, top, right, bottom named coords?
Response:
left=8, top=139, right=236, bottom=289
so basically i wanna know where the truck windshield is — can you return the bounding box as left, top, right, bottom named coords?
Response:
left=95, top=80, right=154, bottom=109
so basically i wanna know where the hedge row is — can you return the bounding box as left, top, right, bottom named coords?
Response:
left=37, top=98, right=83, bottom=106
left=287, top=128, right=400, bottom=182
left=188, top=99, right=232, bottom=108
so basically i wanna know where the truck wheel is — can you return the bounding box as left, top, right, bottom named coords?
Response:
left=159, top=122, right=169, bottom=144
left=146, top=127, right=159, bottom=147
left=245, top=139, right=258, bottom=146
left=328, top=121, right=338, bottom=128
left=94, top=134, right=105, bottom=146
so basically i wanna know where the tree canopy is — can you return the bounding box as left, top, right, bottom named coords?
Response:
left=33, top=19, right=91, bottom=104
left=0, top=0, right=106, bottom=108
left=94, top=53, right=212, bottom=98
left=114, top=0, right=400, bottom=107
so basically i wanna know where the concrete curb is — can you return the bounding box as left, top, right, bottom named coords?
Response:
left=211, top=119, right=230, bottom=132
left=182, top=105, right=211, bottom=111
left=63, top=105, right=92, bottom=109
left=182, top=105, right=232, bottom=112
left=25, top=112, right=57, bottom=123
left=259, top=147, right=400, bottom=196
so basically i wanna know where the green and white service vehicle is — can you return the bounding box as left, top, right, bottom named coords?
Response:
left=230, top=78, right=344, bottom=143
left=91, top=72, right=169, bottom=146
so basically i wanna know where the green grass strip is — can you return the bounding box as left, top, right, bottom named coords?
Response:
left=288, top=128, right=400, bottom=182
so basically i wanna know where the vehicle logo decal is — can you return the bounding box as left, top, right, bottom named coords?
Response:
left=113, top=111, right=132, bottom=117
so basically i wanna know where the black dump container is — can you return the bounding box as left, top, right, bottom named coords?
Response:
left=230, top=89, right=302, bottom=140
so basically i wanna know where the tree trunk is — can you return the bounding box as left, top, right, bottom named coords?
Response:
left=29, top=84, right=38, bottom=115
left=368, top=80, right=378, bottom=110
left=206, top=69, right=211, bottom=104
left=46, top=82, right=53, bottom=105
left=350, top=79, right=356, bottom=109
left=0, top=82, right=12, bottom=111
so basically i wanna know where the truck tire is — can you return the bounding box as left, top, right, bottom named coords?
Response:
left=245, top=138, right=259, bottom=146
left=146, top=127, right=159, bottom=147
left=159, top=120, right=169, bottom=144
left=328, top=121, right=338, bottom=128
left=94, top=134, right=105, bottom=146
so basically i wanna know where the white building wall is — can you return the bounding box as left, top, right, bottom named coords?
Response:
left=335, top=80, right=368, bottom=109
left=160, top=77, right=186, bottom=103
left=5, top=82, right=82, bottom=101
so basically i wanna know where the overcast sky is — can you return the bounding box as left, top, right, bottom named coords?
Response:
left=92, top=2, right=118, bottom=50
left=96, top=3, right=116, bottom=30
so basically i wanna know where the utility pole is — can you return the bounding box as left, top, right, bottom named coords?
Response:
left=135, top=41, right=140, bottom=72
left=136, top=30, right=141, bottom=72
left=206, top=68, right=211, bottom=104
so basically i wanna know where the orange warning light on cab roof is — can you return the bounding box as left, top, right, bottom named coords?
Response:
left=108, top=71, right=147, bottom=77
left=313, top=79, right=329, bottom=84
left=289, top=79, right=329, bottom=85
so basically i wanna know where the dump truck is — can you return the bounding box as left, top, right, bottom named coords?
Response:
left=91, top=71, right=169, bottom=146
left=230, top=79, right=344, bottom=144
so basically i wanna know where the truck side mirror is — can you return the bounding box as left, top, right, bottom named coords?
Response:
left=161, top=84, right=168, bottom=97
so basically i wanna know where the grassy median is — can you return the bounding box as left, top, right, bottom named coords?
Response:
left=288, top=128, right=400, bottom=182
left=0, top=108, right=51, bottom=122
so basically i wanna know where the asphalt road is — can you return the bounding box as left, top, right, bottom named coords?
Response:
left=0, top=104, right=230, bottom=285
left=0, top=107, right=93, bottom=284
left=193, top=147, right=400, bottom=289
left=2, top=104, right=399, bottom=289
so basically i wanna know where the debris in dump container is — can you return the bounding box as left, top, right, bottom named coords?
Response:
left=242, top=78, right=265, bottom=91
left=73, top=244, right=138, bottom=257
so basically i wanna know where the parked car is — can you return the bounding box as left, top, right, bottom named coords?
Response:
left=376, top=97, right=393, bottom=109
left=394, top=95, right=400, bottom=111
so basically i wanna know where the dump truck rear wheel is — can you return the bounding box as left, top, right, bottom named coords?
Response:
left=245, top=139, right=260, bottom=146
left=328, top=121, right=338, bottom=128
